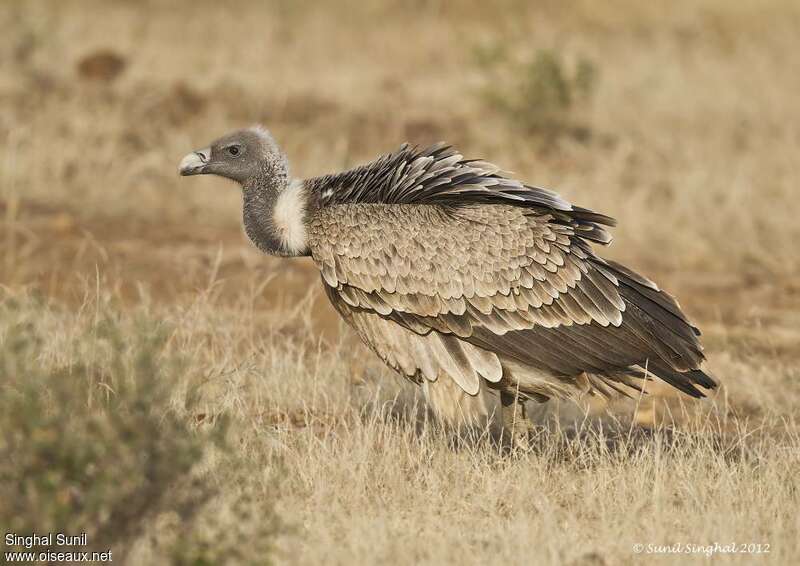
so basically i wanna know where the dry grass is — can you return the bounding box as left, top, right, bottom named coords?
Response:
left=1, top=0, right=799, bottom=564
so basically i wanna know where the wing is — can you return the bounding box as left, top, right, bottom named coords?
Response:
left=324, top=283, right=495, bottom=423
left=308, top=202, right=716, bottom=401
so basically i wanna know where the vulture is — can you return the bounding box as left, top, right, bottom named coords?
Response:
left=179, top=126, right=717, bottom=446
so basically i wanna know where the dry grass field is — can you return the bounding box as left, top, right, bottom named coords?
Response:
left=2, top=1, right=799, bottom=564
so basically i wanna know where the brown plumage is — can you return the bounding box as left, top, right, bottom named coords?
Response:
left=180, top=127, right=718, bottom=437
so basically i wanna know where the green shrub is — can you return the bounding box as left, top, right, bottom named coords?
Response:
left=475, top=46, right=598, bottom=141
left=0, top=300, right=277, bottom=565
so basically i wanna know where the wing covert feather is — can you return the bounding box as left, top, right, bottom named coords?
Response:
left=310, top=201, right=713, bottom=398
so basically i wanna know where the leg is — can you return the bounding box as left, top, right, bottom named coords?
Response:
left=500, top=389, right=530, bottom=451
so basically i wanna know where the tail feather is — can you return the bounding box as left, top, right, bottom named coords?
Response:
left=643, top=361, right=718, bottom=398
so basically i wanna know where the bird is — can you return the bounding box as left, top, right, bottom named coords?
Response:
left=179, top=125, right=717, bottom=447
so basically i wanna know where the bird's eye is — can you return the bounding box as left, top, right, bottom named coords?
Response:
left=227, top=146, right=241, bottom=157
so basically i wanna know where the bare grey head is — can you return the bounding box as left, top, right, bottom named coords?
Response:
left=179, top=126, right=287, bottom=183
left=179, top=126, right=310, bottom=257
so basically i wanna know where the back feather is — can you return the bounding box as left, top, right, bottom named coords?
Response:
left=307, top=143, right=616, bottom=245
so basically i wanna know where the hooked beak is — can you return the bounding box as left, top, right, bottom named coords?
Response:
left=179, top=148, right=211, bottom=176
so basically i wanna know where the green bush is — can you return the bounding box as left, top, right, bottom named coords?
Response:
left=0, top=300, right=277, bottom=565
left=476, top=46, right=598, bottom=141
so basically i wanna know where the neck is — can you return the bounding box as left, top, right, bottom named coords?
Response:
left=242, top=168, right=311, bottom=257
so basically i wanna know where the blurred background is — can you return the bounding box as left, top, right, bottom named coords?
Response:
left=2, top=1, right=799, bottom=564
left=5, top=0, right=800, bottom=311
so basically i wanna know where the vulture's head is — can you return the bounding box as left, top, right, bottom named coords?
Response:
left=179, top=126, right=287, bottom=184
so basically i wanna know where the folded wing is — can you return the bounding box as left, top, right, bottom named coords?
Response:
left=308, top=201, right=716, bottom=400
